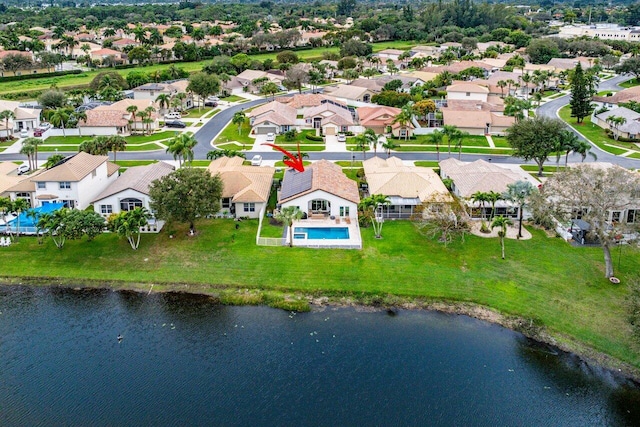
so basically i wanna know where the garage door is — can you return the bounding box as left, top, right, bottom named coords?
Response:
left=325, top=127, right=336, bottom=135
left=256, top=126, right=277, bottom=134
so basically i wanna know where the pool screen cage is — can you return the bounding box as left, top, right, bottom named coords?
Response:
left=375, top=205, right=384, bottom=223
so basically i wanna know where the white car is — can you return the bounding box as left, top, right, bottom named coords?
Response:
left=19, top=130, right=28, bottom=138
left=164, top=112, right=182, bottom=119
left=207, top=96, right=219, bottom=102
left=337, top=133, right=346, bottom=142
left=266, top=133, right=275, bottom=142
left=251, top=155, right=263, bottom=166
left=39, top=122, right=51, bottom=130
left=17, top=163, right=30, bottom=175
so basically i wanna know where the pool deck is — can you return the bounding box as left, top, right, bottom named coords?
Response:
left=287, top=217, right=362, bottom=249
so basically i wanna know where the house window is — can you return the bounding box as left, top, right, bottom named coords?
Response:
left=120, top=198, right=143, bottom=211
left=611, top=211, right=622, bottom=223
left=341, top=126, right=348, bottom=132
left=100, top=204, right=113, bottom=214
left=222, top=197, right=231, bottom=209
left=400, top=129, right=407, bottom=137
left=628, top=209, right=639, bottom=223
left=339, top=206, right=350, bottom=216
left=311, top=199, right=329, bottom=212
left=59, top=181, right=71, bottom=189
left=37, top=182, right=46, bottom=189
left=243, top=203, right=255, bottom=212
left=92, top=170, right=96, bottom=178
left=466, top=92, right=470, bottom=96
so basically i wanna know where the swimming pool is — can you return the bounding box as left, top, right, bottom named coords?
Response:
left=294, top=227, right=350, bottom=240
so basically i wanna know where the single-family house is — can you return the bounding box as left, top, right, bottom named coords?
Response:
left=84, top=99, right=160, bottom=134
left=363, top=156, right=452, bottom=219
left=92, top=161, right=174, bottom=221
left=90, top=48, right=125, bottom=64
left=207, top=156, right=275, bottom=219
left=131, top=80, right=193, bottom=110
left=439, top=158, right=538, bottom=218
left=112, top=38, right=140, bottom=50
left=277, top=93, right=344, bottom=115
left=229, top=70, right=284, bottom=93
left=593, top=86, right=640, bottom=107
left=0, top=100, right=41, bottom=137
left=0, top=161, right=41, bottom=207
left=31, top=152, right=119, bottom=210
left=323, top=84, right=374, bottom=103
left=248, top=100, right=297, bottom=135
left=376, top=49, right=406, bottom=62
left=446, top=83, right=490, bottom=102
left=593, top=107, right=640, bottom=140
left=357, top=105, right=414, bottom=138
left=303, top=102, right=355, bottom=135
left=279, top=160, right=359, bottom=219
left=441, top=99, right=514, bottom=135
left=547, top=56, right=595, bottom=71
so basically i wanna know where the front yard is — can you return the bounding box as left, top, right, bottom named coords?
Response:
left=214, top=119, right=254, bottom=146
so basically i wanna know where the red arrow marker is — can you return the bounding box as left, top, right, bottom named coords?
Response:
left=261, top=142, right=305, bottom=172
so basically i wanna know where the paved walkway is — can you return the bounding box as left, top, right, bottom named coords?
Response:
left=485, top=135, right=495, bottom=148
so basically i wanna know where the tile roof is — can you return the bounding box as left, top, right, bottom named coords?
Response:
left=32, top=152, right=115, bottom=183
left=303, top=102, right=354, bottom=126
left=439, top=158, right=536, bottom=197
left=207, top=156, right=275, bottom=203
left=277, top=93, right=343, bottom=109
left=358, top=106, right=403, bottom=128
left=82, top=109, right=129, bottom=127
left=446, top=83, right=490, bottom=94
left=249, top=100, right=297, bottom=126
left=442, top=101, right=514, bottom=128
left=363, top=156, right=452, bottom=202
left=93, top=162, right=174, bottom=202
left=593, top=86, right=640, bottom=104
left=280, top=160, right=359, bottom=204
left=323, top=84, right=370, bottom=100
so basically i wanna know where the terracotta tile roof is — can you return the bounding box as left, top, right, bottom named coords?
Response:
left=323, top=84, right=370, bottom=101
left=32, top=152, right=113, bottom=183
left=93, top=162, right=174, bottom=202
left=593, top=86, right=640, bottom=104
left=249, top=100, right=297, bottom=125
left=358, top=106, right=401, bottom=127
left=280, top=160, right=359, bottom=204
left=446, top=100, right=504, bottom=112
left=303, top=102, right=354, bottom=126
left=82, top=109, right=129, bottom=127
left=277, top=94, right=343, bottom=109
left=446, top=83, right=490, bottom=94
left=439, top=158, right=536, bottom=197
left=363, top=156, right=451, bottom=202
left=207, top=156, right=275, bottom=203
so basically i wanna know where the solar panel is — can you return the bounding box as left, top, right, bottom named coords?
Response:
left=280, top=168, right=313, bottom=200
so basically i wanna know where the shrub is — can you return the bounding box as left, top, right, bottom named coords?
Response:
left=305, top=134, right=323, bottom=141
left=283, top=129, right=297, bottom=141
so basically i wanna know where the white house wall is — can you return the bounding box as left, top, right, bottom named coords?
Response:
left=447, top=91, right=488, bottom=102
left=281, top=189, right=358, bottom=218
left=233, top=201, right=265, bottom=219
left=75, top=162, right=119, bottom=209
left=93, top=188, right=152, bottom=217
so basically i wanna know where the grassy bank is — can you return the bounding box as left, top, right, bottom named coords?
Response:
left=2, top=219, right=640, bottom=372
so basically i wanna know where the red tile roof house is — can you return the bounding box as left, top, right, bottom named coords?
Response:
left=303, top=102, right=355, bottom=136
left=358, top=106, right=414, bottom=138
left=81, top=99, right=160, bottom=135
left=441, top=100, right=514, bottom=136
left=247, top=100, right=297, bottom=135
left=279, top=159, right=360, bottom=221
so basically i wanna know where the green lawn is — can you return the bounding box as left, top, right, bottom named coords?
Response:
left=558, top=105, right=639, bottom=156
left=2, top=219, right=640, bottom=370
left=125, top=131, right=177, bottom=144
left=273, top=160, right=312, bottom=167
left=214, top=119, right=254, bottom=146
left=114, top=160, right=157, bottom=167
left=335, top=161, right=363, bottom=167
left=413, top=161, right=439, bottom=168
left=189, top=160, right=212, bottom=167
left=275, top=129, right=323, bottom=145
left=179, top=107, right=215, bottom=119
left=221, top=95, right=248, bottom=103
left=490, top=136, right=512, bottom=148
left=618, top=78, right=640, bottom=89
left=42, top=136, right=86, bottom=145
left=125, top=142, right=164, bottom=152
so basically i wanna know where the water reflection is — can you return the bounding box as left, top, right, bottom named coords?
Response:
left=0, top=285, right=638, bottom=427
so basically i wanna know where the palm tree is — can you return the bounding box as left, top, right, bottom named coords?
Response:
left=274, top=206, right=303, bottom=247
left=156, top=94, right=171, bottom=114
left=381, top=139, right=398, bottom=158
left=166, top=133, right=197, bottom=166
left=0, top=197, right=13, bottom=239
left=49, top=107, right=71, bottom=137
left=143, top=106, right=156, bottom=135
left=442, top=124, right=462, bottom=158
left=0, top=110, right=15, bottom=138
left=136, top=111, right=148, bottom=135
left=26, top=208, right=43, bottom=243
left=486, top=190, right=502, bottom=221
left=354, top=135, right=369, bottom=161
left=503, top=180, right=534, bottom=239
left=106, top=135, right=127, bottom=162
left=108, top=207, right=152, bottom=250
left=573, top=139, right=597, bottom=162
left=22, top=137, right=42, bottom=170
left=471, top=191, right=489, bottom=229
left=359, top=194, right=390, bottom=238
left=392, top=105, right=413, bottom=141
left=497, top=80, right=507, bottom=98
left=454, top=130, right=469, bottom=160
left=126, top=105, right=138, bottom=133
left=232, top=111, right=246, bottom=135
left=207, top=149, right=246, bottom=160
left=43, top=153, right=65, bottom=169
left=11, top=198, right=29, bottom=239
left=74, top=110, right=87, bottom=137
left=427, top=129, right=444, bottom=161
left=363, top=128, right=378, bottom=155
left=491, top=215, right=513, bottom=260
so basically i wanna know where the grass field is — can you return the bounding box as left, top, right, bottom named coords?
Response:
left=221, top=95, right=248, bottom=103
left=413, top=161, right=439, bottom=168
left=214, top=119, right=254, bottom=146
left=618, top=78, right=640, bottom=89
left=2, top=219, right=640, bottom=369
left=180, top=107, right=215, bottom=119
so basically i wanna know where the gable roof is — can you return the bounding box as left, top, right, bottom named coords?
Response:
left=439, top=158, right=536, bottom=197
left=595, top=106, right=640, bottom=122
left=93, top=162, right=174, bottom=202
left=280, top=160, right=359, bottom=204
left=363, top=156, right=451, bottom=202
left=323, top=84, right=370, bottom=100
left=593, top=86, right=640, bottom=104
left=249, top=100, right=297, bottom=126
left=207, top=156, right=275, bottom=203
left=446, top=83, right=490, bottom=94
left=358, top=106, right=401, bottom=127
left=82, top=109, right=129, bottom=127
left=33, top=152, right=117, bottom=183
left=278, top=93, right=344, bottom=109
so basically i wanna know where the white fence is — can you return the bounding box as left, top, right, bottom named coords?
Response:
left=255, top=206, right=285, bottom=247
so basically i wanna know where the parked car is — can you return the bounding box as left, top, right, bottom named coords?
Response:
left=164, top=112, right=182, bottom=119
left=204, top=100, right=218, bottom=107
left=39, top=122, right=51, bottom=130
left=17, top=163, right=30, bottom=175
left=165, top=120, right=187, bottom=128
left=337, top=133, right=346, bottom=142
left=19, top=130, right=28, bottom=138
left=33, top=128, right=44, bottom=137
left=206, top=96, right=219, bottom=102
left=266, top=133, right=275, bottom=142
left=251, top=155, right=263, bottom=166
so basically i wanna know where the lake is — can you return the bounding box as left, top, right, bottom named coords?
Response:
left=1, top=285, right=639, bottom=426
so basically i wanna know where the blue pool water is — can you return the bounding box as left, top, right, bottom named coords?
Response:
left=7, top=203, right=64, bottom=227
left=294, top=227, right=349, bottom=239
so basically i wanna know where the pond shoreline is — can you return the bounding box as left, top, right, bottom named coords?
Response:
left=2, top=275, right=640, bottom=385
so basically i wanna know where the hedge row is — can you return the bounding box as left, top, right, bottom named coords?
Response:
left=0, top=69, right=83, bottom=83
left=305, top=134, right=323, bottom=141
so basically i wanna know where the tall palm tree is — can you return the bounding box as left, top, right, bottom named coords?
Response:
left=486, top=190, right=502, bottom=221
left=11, top=198, right=29, bottom=239
left=381, top=139, right=398, bottom=158
left=136, top=110, right=148, bottom=135
left=49, top=107, right=71, bottom=137
left=126, top=105, right=139, bottom=133
left=143, top=106, right=156, bottom=135
left=442, top=124, right=462, bottom=158
left=232, top=111, right=246, bottom=135
left=427, top=129, right=444, bottom=161
left=359, top=194, right=390, bottom=238
left=156, top=94, right=171, bottom=114
left=573, top=139, right=597, bottom=163
left=392, top=105, right=413, bottom=141
left=491, top=215, right=513, bottom=260
left=363, top=128, right=378, bottom=155
left=274, top=206, right=303, bottom=247
left=471, top=191, right=489, bottom=226
left=0, top=110, right=15, bottom=138
left=496, top=80, right=507, bottom=98
left=106, top=135, right=127, bottom=162
left=22, top=137, right=42, bottom=170
left=74, top=110, right=87, bottom=137
left=166, top=133, right=197, bottom=166
left=354, top=134, right=369, bottom=161
left=20, top=142, right=35, bottom=172
left=503, top=180, right=534, bottom=239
